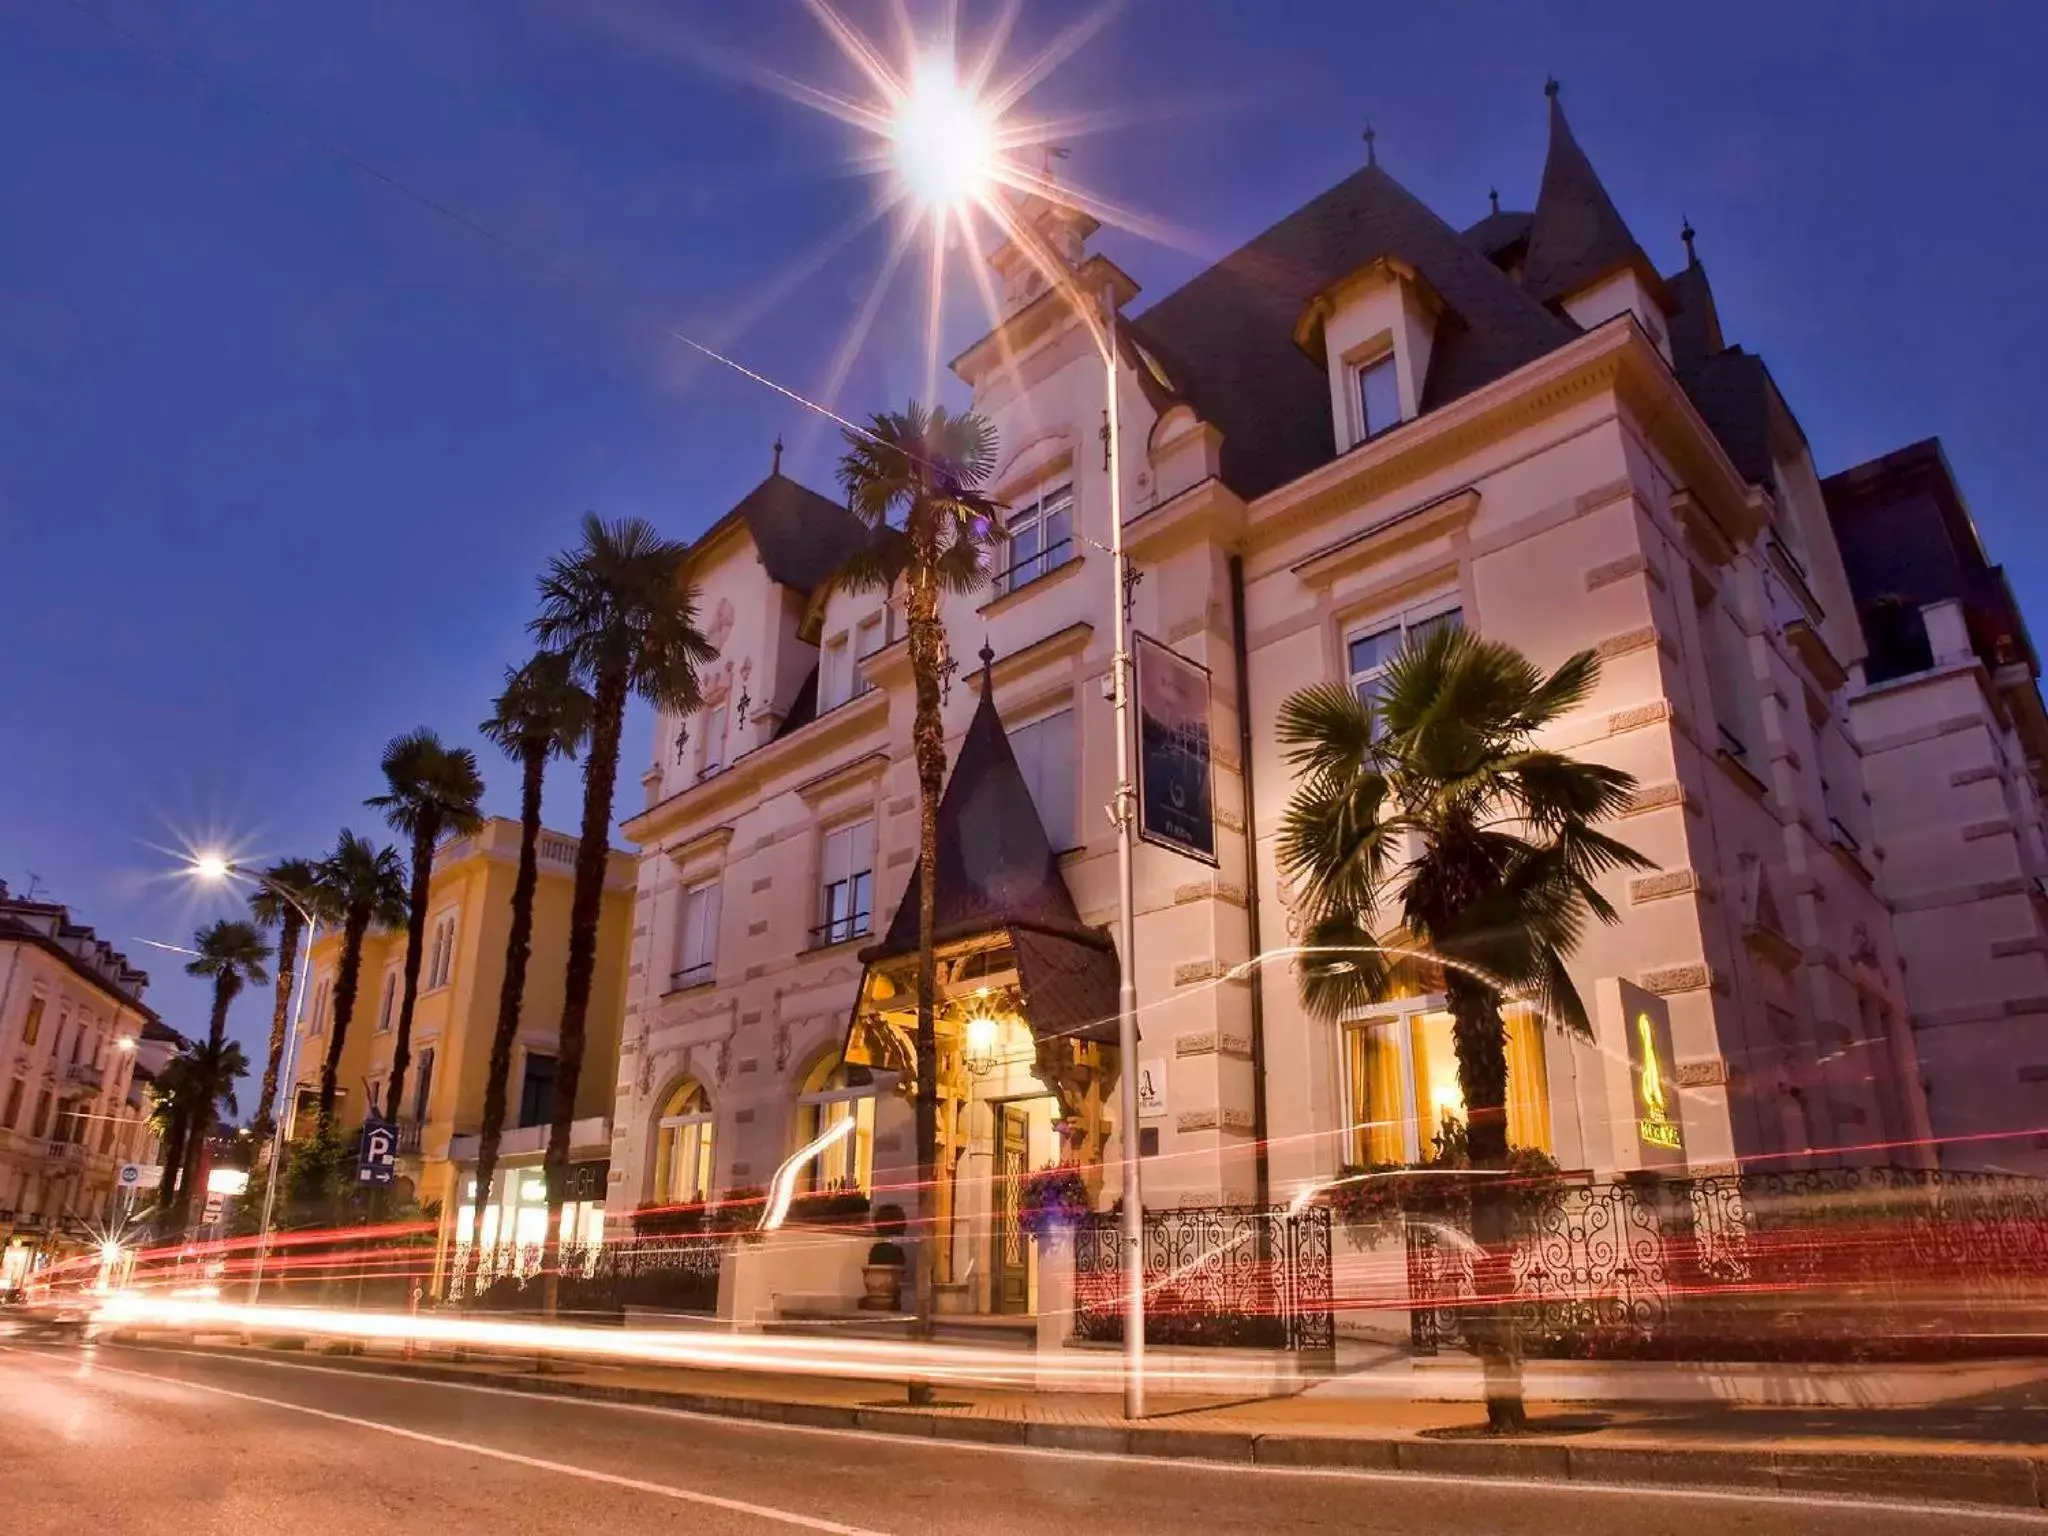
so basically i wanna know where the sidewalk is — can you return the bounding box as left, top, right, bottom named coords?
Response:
left=111, top=1329, right=2048, bottom=1513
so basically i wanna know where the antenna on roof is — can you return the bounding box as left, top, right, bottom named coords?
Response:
left=1488, top=187, right=1500, bottom=215
left=771, top=436, right=784, bottom=476
left=1362, top=123, right=1377, bottom=167
left=24, top=871, right=47, bottom=902
left=1680, top=216, right=1698, bottom=268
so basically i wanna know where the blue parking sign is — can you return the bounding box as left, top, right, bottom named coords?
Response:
left=357, top=1116, right=398, bottom=1186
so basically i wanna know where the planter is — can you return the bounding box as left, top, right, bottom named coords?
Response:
left=858, top=1263, right=903, bottom=1312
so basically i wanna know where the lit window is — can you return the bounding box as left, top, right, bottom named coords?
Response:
left=1009, top=707, right=1079, bottom=850
left=1356, top=352, right=1401, bottom=440
left=998, top=484, right=1075, bottom=593
left=672, top=880, right=721, bottom=989
left=1340, top=1006, right=1550, bottom=1166
left=655, top=1079, right=715, bottom=1205
left=795, top=1053, right=875, bottom=1193
left=1347, top=603, right=1462, bottom=731
left=816, top=819, right=875, bottom=948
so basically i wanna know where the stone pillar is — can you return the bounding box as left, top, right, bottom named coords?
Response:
left=1033, top=1229, right=1076, bottom=1388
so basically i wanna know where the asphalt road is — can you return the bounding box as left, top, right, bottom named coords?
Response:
left=1, top=1340, right=2040, bottom=1535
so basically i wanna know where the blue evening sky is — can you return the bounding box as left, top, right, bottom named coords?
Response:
left=2, top=0, right=2043, bottom=1059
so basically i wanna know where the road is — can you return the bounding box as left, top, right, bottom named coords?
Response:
left=0, top=1339, right=2039, bottom=1535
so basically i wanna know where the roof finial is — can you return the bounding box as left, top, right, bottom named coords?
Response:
left=1488, top=186, right=1500, bottom=215
left=1362, top=123, right=1377, bottom=167
left=771, top=435, right=783, bottom=476
left=1544, top=76, right=1561, bottom=100
left=1680, top=215, right=1698, bottom=268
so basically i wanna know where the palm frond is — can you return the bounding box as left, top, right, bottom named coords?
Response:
left=481, top=650, right=593, bottom=763
left=1276, top=682, right=1378, bottom=775
left=368, top=728, right=487, bottom=841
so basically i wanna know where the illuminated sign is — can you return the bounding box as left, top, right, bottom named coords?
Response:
left=205, top=1167, right=250, bottom=1197
left=1622, top=988, right=1685, bottom=1165
left=1635, top=1012, right=1682, bottom=1149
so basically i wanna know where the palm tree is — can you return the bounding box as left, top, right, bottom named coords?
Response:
left=149, top=1053, right=202, bottom=1215
left=1276, top=625, right=1651, bottom=1433
left=367, top=728, right=487, bottom=1124
left=158, top=1039, right=252, bottom=1235
left=531, top=515, right=715, bottom=1282
left=247, top=858, right=328, bottom=1142
left=312, top=830, right=409, bottom=1132
left=175, top=919, right=271, bottom=1223
left=834, top=402, right=998, bottom=1362
left=466, top=651, right=592, bottom=1286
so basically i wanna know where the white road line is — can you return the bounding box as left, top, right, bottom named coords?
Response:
left=4, top=1347, right=889, bottom=1536
left=13, top=1342, right=2046, bottom=1527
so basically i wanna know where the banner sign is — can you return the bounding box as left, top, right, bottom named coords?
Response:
left=1134, top=634, right=1217, bottom=865
left=357, top=1116, right=399, bottom=1186
left=1136, top=1059, right=1169, bottom=1120
left=1619, top=981, right=1686, bottom=1166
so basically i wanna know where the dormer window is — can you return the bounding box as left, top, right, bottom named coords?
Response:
left=1355, top=352, right=1402, bottom=441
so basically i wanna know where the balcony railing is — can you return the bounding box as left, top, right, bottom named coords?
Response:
left=45, top=1142, right=86, bottom=1168
left=808, top=912, right=872, bottom=951
left=669, top=962, right=715, bottom=992
left=397, top=1120, right=424, bottom=1155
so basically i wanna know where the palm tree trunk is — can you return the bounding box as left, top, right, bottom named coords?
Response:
left=906, top=546, right=944, bottom=1400
left=207, top=976, right=232, bottom=1053
left=468, top=742, right=548, bottom=1297
left=320, top=910, right=371, bottom=1133
left=179, top=1107, right=213, bottom=1233
left=1448, top=972, right=1525, bottom=1433
left=160, top=1110, right=190, bottom=1216
left=385, top=821, right=439, bottom=1124
left=543, top=670, right=629, bottom=1311
left=255, top=915, right=303, bottom=1141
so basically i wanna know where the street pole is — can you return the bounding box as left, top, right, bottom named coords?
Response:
left=247, top=912, right=317, bottom=1304
left=1101, top=278, right=1147, bottom=1420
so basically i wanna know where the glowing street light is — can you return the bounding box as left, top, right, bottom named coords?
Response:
left=191, top=852, right=233, bottom=883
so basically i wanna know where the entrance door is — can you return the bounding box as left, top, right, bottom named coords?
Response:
left=992, top=1103, right=1030, bottom=1314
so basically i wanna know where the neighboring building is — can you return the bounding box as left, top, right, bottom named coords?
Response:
left=0, top=881, right=171, bottom=1291
left=288, top=818, right=634, bottom=1270
left=1825, top=440, right=2048, bottom=1171
left=610, top=85, right=1940, bottom=1321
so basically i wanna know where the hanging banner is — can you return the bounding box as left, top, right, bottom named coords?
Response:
left=1134, top=634, right=1217, bottom=865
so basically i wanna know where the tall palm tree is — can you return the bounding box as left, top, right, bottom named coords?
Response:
left=159, top=1039, right=252, bottom=1234
left=368, top=728, right=487, bottom=1124
left=312, top=830, right=409, bottom=1133
left=834, top=402, right=998, bottom=1362
left=247, top=858, right=328, bottom=1142
left=174, top=919, right=271, bottom=1224
left=1276, top=625, right=1651, bottom=1433
left=149, top=1054, right=202, bottom=1215
left=531, top=515, right=714, bottom=1281
left=466, top=651, right=592, bottom=1285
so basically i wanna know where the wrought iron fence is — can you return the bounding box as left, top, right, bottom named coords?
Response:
left=445, top=1237, right=726, bottom=1316
left=1400, top=1167, right=2048, bottom=1358
left=1072, top=1204, right=1334, bottom=1352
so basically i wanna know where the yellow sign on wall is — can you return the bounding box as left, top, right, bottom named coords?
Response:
left=1616, top=981, right=1685, bottom=1167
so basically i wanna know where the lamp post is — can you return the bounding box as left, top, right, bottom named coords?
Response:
left=189, top=855, right=319, bottom=1304
left=883, top=68, right=1149, bottom=1416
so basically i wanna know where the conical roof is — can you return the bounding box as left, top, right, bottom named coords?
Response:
left=1523, top=86, right=1657, bottom=307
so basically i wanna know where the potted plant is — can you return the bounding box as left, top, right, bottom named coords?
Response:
left=1019, top=1165, right=1091, bottom=1239
left=860, top=1203, right=907, bottom=1311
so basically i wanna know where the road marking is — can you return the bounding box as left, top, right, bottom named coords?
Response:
left=3, top=1347, right=889, bottom=1536
left=13, top=1342, right=2046, bottom=1527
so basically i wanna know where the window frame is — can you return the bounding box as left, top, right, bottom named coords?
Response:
left=376, top=970, right=398, bottom=1033
left=794, top=1056, right=876, bottom=1194
left=426, top=911, right=459, bottom=991
left=1353, top=350, right=1402, bottom=443
left=655, top=1079, right=715, bottom=1206
left=671, top=878, right=722, bottom=991
left=698, top=701, right=729, bottom=779
left=813, top=817, right=876, bottom=949
left=1008, top=704, right=1080, bottom=852
left=517, top=1049, right=557, bottom=1130
left=994, top=482, right=1076, bottom=595
left=1344, top=595, right=1464, bottom=733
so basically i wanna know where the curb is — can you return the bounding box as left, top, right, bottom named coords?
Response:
left=105, top=1337, right=2048, bottom=1513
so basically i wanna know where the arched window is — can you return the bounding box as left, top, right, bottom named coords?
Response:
left=653, top=1079, right=715, bottom=1206
left=795, top=1052, right=875, bottom=1193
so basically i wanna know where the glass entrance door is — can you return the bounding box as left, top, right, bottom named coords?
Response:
left=991, top=1102, right=1030, bottom=1314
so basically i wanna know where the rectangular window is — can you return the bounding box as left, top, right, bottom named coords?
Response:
left=21, top=995, right=43, bottom=1048
left=1010, top=707, right=1079, bottom=850
left=518, top=1053, right=556, bottom=1130
left=1347, top=602, right=1463, bottom=731
left=30, top=1091, right=51, bottom=1140
left=673, top=880, right=722, bottom=989
left=854, top=612, right=885, bottom=694
left=310, top=978, right=331, bottom=1035
left=998, top=484, right=1075, bottom=593
left=699, top=703, right=728, bottom=778
left=1701, top=590, right=1765, bottom=762
left=821, top=634, right=851, bottom=711
left=2, top=1080, right=21, bottom=1130
left=413, top=1047, right=435, bottom=1125
left=816, top=819, right=876, bottom=947
left=428, top=913, right=458, bottom=989
left=1356, top=352, right=1401, bottom=440
left=377, top=972, right=398, bottom=1032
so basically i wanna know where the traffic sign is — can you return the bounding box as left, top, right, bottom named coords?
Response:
left=357, top=1116, right=398, bottom=1186
left=117, top=1164, right=164, bottom=1191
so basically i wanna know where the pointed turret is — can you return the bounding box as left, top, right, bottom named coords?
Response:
left=1522, top=81, right=1659, bottom=307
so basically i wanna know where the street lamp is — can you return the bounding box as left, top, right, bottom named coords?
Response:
left=186, top=852, right=320, bottom=1304
left=885, top=69, right=1151, bottom=1418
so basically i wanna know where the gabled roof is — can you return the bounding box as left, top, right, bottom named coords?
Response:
left=1522, top=87, right=1658, bottom=307
left=1133, top=162, right=1572, bottom=500
left=722, top=471, right=871, bottom=596
left=866, top=654, right=1106, bottom=959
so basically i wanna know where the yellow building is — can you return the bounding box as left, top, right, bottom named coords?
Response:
left=290, top=818, right=634, bottom=1267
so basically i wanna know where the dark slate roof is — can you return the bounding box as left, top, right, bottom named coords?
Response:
left=1664, top=262, right=1725, bottom=368
left=1461, top=207, right=1533, bottom=263
left=1676, top=346, right=1774, bottom=484
left=770, top=663, right=820, bottom=742
left=1011, top=927, right=1118, bottom=1045
left=867, top=659, right=1107, bottom=961
left=1132, top=163, right=1573, bottom=500
left=1523, top=91, right=1655, bottom=307
left=726, top=471, right=870, bottom=596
